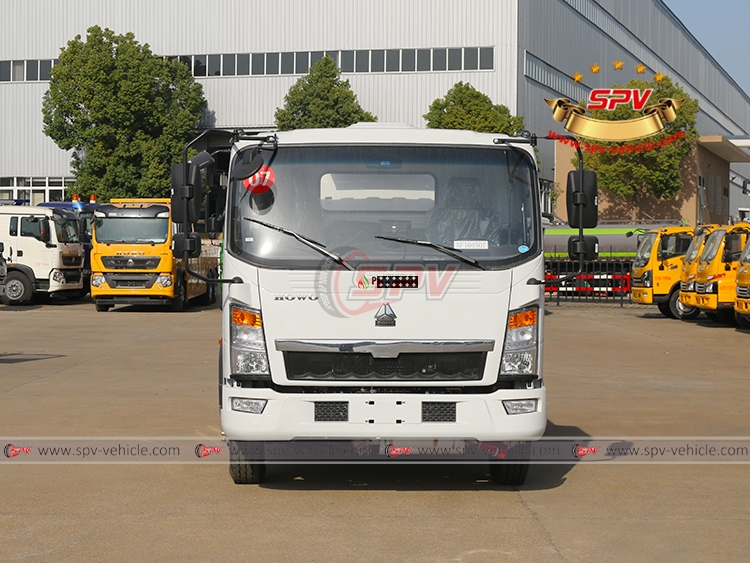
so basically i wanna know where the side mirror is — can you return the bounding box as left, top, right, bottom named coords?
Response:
left=207, top=214, right=224, bottom=236
left=171, top=163, right=203, bottom=224
left=0, top=242, right=4, bottom=254
left=39, top=218, right=51, bottom=243
left=566, top=170, right=598, bottom=229
left=172, top=232, right=202, bottom=259
left=568, top=235, right=599, bottom=261
left=230, top=149, right=264, bottom=181
left=658, top=236, right=670, bottom=259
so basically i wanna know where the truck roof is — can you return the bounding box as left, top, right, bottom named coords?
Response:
left=95, top=203, right=169, bottom=218
left=0, top=205, right=75, bottom=219
left=234, top=124, right=535, bottom=156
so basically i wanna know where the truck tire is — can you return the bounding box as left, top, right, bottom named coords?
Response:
left=3, top=272, right=33, bottom=305
left=170, top=273, right=186, bottom=312
left=229, top=462, right=266, bottom=484
left=718, top=309, right=738, bottom=326
left=705, top=311, right=720, bottom=323
left=671, top=290, right=700, bottom=320
left=95, top=304, right=112, bottom=312
left=657, top=301, right=674, bottom=319
left=735, top=312, right=750, bottom=329
left=489, top=463, right=529, bottom=486
left=208, top=269, right=218, bottom=305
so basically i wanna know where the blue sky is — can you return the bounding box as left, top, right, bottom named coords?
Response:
left=663, top=0, right=750, bottom=95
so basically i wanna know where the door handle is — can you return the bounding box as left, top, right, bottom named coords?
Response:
left=17, top=250, right=23, bottom=257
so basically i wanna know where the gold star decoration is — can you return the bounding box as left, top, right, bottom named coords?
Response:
left=654, top=72, right=665, bottom=82
left=572, top=71, right=583, bottom=83
left=590, top=63, right=600, bottom=74
left=613, top=59, right=624, bottom=70
left=636, top=63, right=647, bottom=74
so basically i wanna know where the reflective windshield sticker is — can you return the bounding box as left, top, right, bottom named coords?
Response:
left=242, top=165, right=275, bottom=194
left=454, top=240, right=488, bottom=250
left=518, top=245, right=529, bottom=253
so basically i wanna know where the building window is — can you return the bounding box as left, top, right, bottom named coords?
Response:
left=193, top=55, right=207, bottom=76
left=325, top=51, right=339, bottom=65
left=295, top=52, right=309, bottom=74
left=310, top=51, right=324, bottom=67
left=464, top=48, right=478, bottom=70
left=432, top=49, right=447, bottom=71
left=371, top=50, right=385, bottom=72
left=265, top=53, right=279, bottom=75
left=401, top=50, right=415, bottom=72
left=235, top=54, right=249, bottom=76
left=39, top=59, right=53, bottom=80
left=208, top=55, right=221, bottom=76
left=12, top=60, right=24, bottom=81
left=417, top=49, right=431, bottom=71
left=26, top=60, right=38, bottom=81
left=49, top=189, right=64, bottom=202
left=479, top=47, right=494, bottom=70
left=252, top=53, right=264, bottom=75
left=223, top=54, right=236, bottom=76
left=179, top=56, right=192, bottom=72
left=280, top=52, right=294, bottom=74
left=355, top=50, right=369, bottom=73
left=386, top=50, right=400, bottom=72
left=0, top=61, right=10, bottom=81
left=448, top=48, right=462, bottom=71
left=340, top=51, right=354, bottom=73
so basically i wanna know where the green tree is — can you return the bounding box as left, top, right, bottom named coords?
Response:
left=576, top=76, right=699, bottom=200
left=42, top=26, right=207, bottom=201
left=424, top=81, right=524, bottom=134
left=275, top=56, right=376, bottom=130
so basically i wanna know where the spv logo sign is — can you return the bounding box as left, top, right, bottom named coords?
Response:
left=587, top=89, right=652, bottom=111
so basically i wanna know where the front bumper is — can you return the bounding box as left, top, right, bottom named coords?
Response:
left=631, top=287, right=653, bottom=304
left=48, top=269, right=83, bottom=293
left=679, top=291, right=697, bottom=308
left=735, top=298, right=750, bottom=315
left=221, top=387, right=547, bottom=442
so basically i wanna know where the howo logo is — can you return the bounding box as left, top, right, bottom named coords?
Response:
left=274, top=294, right=319, bottom=301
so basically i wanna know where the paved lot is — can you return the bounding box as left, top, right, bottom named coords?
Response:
left=1, top=299, right=749, bottom=562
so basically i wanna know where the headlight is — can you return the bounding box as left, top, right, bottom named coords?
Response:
left=155, top=275, right=172, bottom=287
left=503, top=399, right=538, bottom=415
left=642, top=269, right=652, bottom=288
left=91, top=275, right=106, bottom=287
left=686, top=282, right=695, bottom=292
left=705, top=282, right=717, bottom=294
left=231, top=397, right=267, bottom=414
left=230, top=304, right=270, bottom=375
left=500, top=305, right=538, bottom=376
left=52, top=270, right=66, bottom=284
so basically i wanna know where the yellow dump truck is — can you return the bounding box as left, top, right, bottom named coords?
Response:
left=694, top=222, right=750, bottom=324
left=678, top=224, right=719, bottom=319
left=630, top=226, right=696, bottom=319
left=90, top=198, right=219, bottom=312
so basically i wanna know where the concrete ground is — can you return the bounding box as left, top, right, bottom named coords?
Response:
left=1, top=299, right=748, bottom=562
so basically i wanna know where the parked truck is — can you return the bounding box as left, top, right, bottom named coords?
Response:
left=678, top=224, right=719, bottom=317
left=170, top=125, right=598, bottom=486
left=0, top=205, right=84, bottom=305
left=630, top=226, right=698, bottom=319
left=694, top=222, right=750, bottom=324
left=733, top=237, right=750, bottom=329
left=90, top=198, right=219, bottom=312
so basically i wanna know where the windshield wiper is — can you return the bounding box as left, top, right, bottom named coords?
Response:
left=244, top=218, right=354, bottom=270
left=375, top=235, right=485, bottom=270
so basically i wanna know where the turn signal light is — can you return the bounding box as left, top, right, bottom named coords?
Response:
left=508, top=309, right=537, bottom=329
left=232, top=308, right=262, bottom=328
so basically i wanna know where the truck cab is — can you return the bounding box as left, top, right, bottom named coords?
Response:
left=678, top=224, right=719, bottom=316
left=732, top=237, right=750, bottom=328
left=0, top=206, right=84, bottom=305
left=170, top=126, right=598, bottom=486
left=630, top=226, right=695, bottom=319
left=695, top=222, right=750, bottom=324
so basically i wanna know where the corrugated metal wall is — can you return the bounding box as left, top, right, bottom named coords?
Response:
left=0, top=0, right=517, bottom=179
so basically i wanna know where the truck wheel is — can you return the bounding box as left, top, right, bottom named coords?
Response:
left=170, top=274, right=186, bottom=312
left=705, top=311, right=720, bottom=323
left=95, top=304, right=112, bottom=312
left=489, top=463, right=529, bottom=486
left=671, top=291, right=699, bottom=320
left=3, top=272, right=33, bottom=305
left=229, top=462, right=266, bottom=485
left=718, top=309, right=738, bottom=326
left=657, top=301, right=674, bottom=319
left=735, top=312, right=750, bottom=329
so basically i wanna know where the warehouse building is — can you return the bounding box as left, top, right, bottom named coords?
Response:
left=2, top=0, right=749, bottom=221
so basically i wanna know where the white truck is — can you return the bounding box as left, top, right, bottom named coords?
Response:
left=0, top=205, right=84, bottom=305
left=171, top=125, right=597, bottom=485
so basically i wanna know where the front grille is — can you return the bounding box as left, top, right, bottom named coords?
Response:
left=62, top=269, right=81, bottom=283
left=101, top=256, right=161, bottom=270
left=737, top=286, right=750, bottom=299
left=284, top=352, right=486, bottom=381
left=631, top=276, right=643, bottom=287
left=695, top=283, right=706, bottom=294
left=680, top=282, right=689, bottom=291
left=62, top=255, right=82, bottom=267
left=103, top=273, right=158, bottom=289
left=422, top=402, right=456, bottom=422
left=314, top=402, right=349, bottom=422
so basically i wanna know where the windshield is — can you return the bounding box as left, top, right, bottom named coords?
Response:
left=228, top=145, right=539, bottom=270
left=660, top=233, right=693, bottom=260
left=634, top=232, right=657, bottom=268
left=94, top=217, right=169, bottom=244
left=683, top=232, right=705, bottom=264
left=52, top=215, right=79, bottom=243
left=700, top=230, right=725, bottom=263
left=740, top=238, right=750, bottom=265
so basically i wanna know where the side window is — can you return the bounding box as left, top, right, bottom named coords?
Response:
left=9, top=216, right=17, bottom=236
left=21, top=217, right=42, bottom=239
